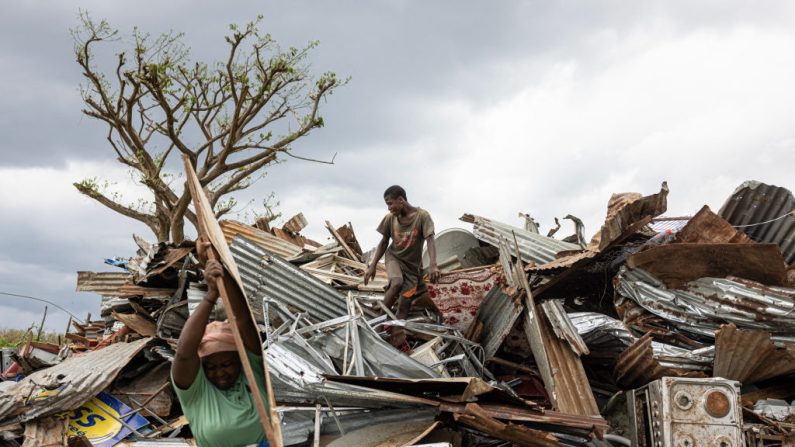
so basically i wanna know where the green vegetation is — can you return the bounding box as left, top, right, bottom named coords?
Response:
left=0, top=328, right=60, bottom=348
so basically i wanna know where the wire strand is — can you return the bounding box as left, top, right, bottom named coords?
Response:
left=732, top=210, right=795, bottom=228
left=0, top=291, right=85, bottom=323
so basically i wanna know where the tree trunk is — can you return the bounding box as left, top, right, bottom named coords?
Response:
left=170, top=218, right=186, bottom=243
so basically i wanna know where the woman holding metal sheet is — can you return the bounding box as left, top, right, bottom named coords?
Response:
left=171, top=238, right=270, bottom=447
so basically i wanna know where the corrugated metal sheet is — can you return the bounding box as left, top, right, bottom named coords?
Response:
left=21, top=416, right=66, bottom=447
left=527, top=303, right=601, bottom=416
left=570, top=312, right=636, bottom=355
left=220, top=219, right=303, bottom=260
left=649, top=216, right=690, bottom=234
left=569, top=312, right=710, bottom=364
left=282, top=407, right=438, bottom=446
left=541, top=301, right=589, bottom=356
left=460, top=214, right=580, bottom=265
left=591, top=182, right=668, bottom=251
left=614, top=267, right=795, bottom=341
left=529, top=249, right=596, bottom=273
left=713, top=324, right=795, bottom=384
left=0, top=338, right=151, bottom=422
left=75, top=271, right=130, bottom=296
left=231, top=236, right=373, bottom=324
left=473, top=286, right=522, bottom=360
left=614, top=334, right=706, bottom=389
left=719, top=180, right=795, bottom=265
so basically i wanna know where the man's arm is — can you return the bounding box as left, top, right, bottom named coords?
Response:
left=172, top=259, right=222, bottom=389
left=426, top=234, right=440, bottom=283
left=364, top=234, right=390, bottom=285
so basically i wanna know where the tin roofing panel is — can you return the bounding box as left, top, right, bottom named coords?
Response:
left=230, top=236, right=372, bottom=323
left=541, top=300, right=589, bottom=357
left=713, top=324, right=795, bottom=384
left=460, top=214, right=579, bottom=265
left=0, top=338, right=150, bottom=422
left=220, top=219, right=303, bottom=260
left=614, top=267, right=795, bottom=341
left=719, top=181, right=795, bottom=265
left=473, top=286, right=523, bottom=360
left=649, top=217, right=690, bottom=234
left=76, top=271, right=130, bottom=296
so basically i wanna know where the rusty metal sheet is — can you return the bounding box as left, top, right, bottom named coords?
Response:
left=626, top=243, right=787, bottom=289
left=144, top=247, right=192, bottom=278
left=0, top=338, right=151, bottom=422
left=75, top=271, right=130, bottom=296
left=529, top=249, right=596, bottom=273
left=614, top=267, right=795, bottom=341
left=220, top=219, right=303, bottom=260
left=675, top=205, right=752, bottom=244
left=452, top=403, right=561, bottom=447
left=570, top=312, right=714, bottom=368
left=719, top=180, right=795, bottom=265
left=21, top=416, right=66, bottom=447
left=714, top=324, right=795, bottom=384
left=111, top=361, right=173, bottom=417
left=527, top=303, right=601, bottom=416
left=460, top=214, right=580, bottom=265
left=590, top=182, right=668, bottom=251
left=614, top=334, right=707, bottom=389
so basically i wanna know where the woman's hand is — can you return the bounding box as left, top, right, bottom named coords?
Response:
left=204, top=259, right=224, bottom=301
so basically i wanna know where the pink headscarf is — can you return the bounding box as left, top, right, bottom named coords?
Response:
left=198, top=321, right=237, bottom=358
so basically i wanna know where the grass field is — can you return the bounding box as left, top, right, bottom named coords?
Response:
left=0, top=328, right=61, bottom=347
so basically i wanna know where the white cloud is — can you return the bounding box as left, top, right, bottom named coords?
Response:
left=317, top=22, right=795, bottom=240
left=0, top=160, right=154, bottom=242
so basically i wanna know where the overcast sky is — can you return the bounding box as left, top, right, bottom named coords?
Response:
left=3, top=1, right=795, bottom=331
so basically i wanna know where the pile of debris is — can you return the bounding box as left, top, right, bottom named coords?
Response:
left=2, top=179, right=795, bottom=446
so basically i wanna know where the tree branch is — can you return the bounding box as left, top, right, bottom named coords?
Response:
left=73, top=181, right=158, bottom=233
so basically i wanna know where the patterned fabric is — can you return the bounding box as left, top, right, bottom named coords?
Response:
left=427, top=268, right=499, bottom=333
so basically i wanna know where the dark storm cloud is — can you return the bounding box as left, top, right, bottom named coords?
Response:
left=4, top=0, right=795, bottom=331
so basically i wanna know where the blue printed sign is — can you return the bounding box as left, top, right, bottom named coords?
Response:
left=66, top=392, right=149, bottom=447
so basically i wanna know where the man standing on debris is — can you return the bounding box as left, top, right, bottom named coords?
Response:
left=171, top=239, right=269, bottom=447
left=365, top=185, right=440, bottom=349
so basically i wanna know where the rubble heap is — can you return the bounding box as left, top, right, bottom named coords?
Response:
left=2, top=180, right=795, bottom=446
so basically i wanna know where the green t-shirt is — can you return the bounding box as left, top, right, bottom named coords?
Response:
left=172, top=350, right=270, bottom=447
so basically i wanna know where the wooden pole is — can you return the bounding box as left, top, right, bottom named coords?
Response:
left=36, top=305, right=48, bottom=341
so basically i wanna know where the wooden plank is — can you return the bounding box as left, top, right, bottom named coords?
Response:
left=325, top=220, right=360, bottom=261
left=301, top=267, right=362, bottom=285
left=182, top=155, right=282, bottom=446
left=675, top=205, right=753, bottom=244
left=627, top=243, right=787, bottom=289
left=111, top=311, right=157, bottom=337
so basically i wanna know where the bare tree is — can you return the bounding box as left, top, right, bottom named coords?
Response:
left=72, top=13, right=345, bottom=241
